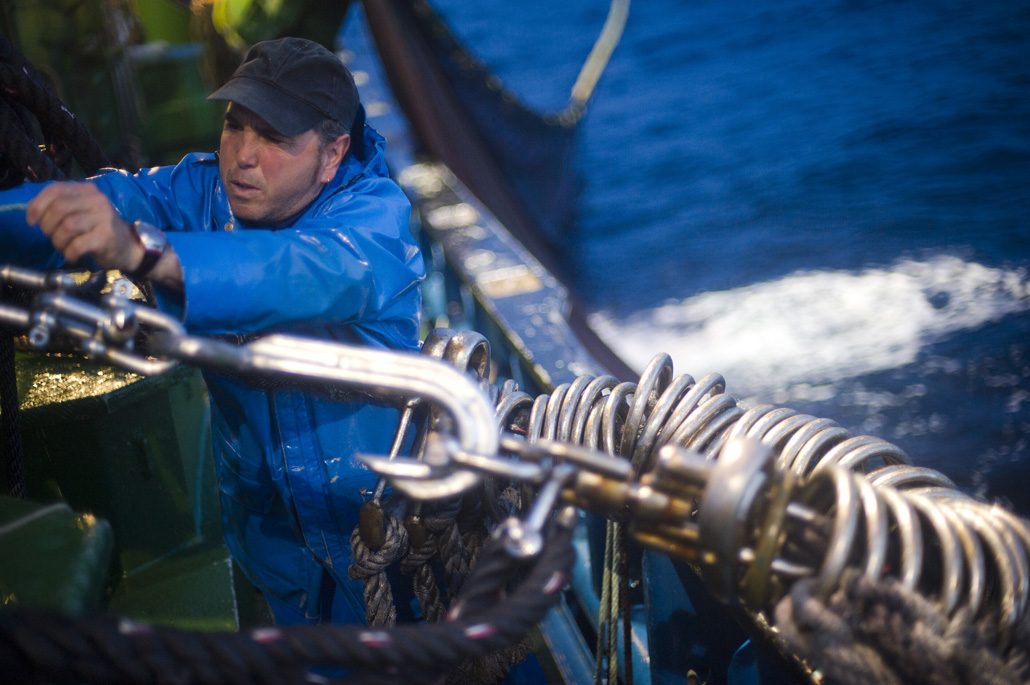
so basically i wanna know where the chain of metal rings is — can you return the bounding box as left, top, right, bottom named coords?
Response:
left=472, top=347, right=1030, bottom=642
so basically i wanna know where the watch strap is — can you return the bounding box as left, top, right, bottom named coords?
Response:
left=126, top=220, right=167, bottom=281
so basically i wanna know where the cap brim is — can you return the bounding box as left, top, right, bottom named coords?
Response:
left=208, top=77, right=321, bottom=137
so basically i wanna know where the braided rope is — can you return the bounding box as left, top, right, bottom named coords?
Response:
left=424, top=498, right=470, bottom=599
left=348, top=513, right=410, bottom=627
left=400, top=518, right=445, bottom=624
left=439, top=524, right=471, bottom=597
left=0, top=524, right=575, bottom=684
left=595, top=518, right=619, bottom=685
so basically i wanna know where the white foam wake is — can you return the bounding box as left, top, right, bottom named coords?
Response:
left=589, top=256, right=1030, bottom=399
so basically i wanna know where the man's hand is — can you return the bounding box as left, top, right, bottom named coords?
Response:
left=26, top=182, right=144, bottom=272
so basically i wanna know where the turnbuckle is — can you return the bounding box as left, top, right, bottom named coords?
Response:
left=1, top=264, right=183, bottom=375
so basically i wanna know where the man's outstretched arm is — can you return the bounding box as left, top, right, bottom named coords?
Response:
left=25, top=181, right=183, bottom=291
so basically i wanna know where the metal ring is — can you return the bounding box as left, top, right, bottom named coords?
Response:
left=621, top=353, right=673, bottom=462
left=601, top=382, right=635, bottom=456
left=776, top=417, right=839, bottom=472
left=631, top=372, right=697, bottom=474
left=556, top=374, right=596, bottom=443
left=570, top=375, right=619, bottom=445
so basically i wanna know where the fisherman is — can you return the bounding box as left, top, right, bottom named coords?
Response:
left=0, top=37, right=425, bottom=625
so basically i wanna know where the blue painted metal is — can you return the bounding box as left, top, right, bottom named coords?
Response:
left=643, top=550, right=749, bottom=682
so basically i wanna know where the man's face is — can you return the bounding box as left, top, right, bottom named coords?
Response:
left=218, top=103, right=342, bottom=225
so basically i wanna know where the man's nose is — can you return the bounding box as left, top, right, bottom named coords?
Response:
left=236, top=130, right=259, bottom=167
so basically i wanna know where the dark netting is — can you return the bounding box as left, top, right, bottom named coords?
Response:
left=360, top=0, right=635, bottom=381
left=361, top=0, right=582, bottom=269
left=409, top=0, right=581, bottom=247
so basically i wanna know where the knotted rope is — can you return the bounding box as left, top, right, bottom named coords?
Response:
left=400, top=513, right=445, bottom=624
left=349, top=512, right=410, bottom=627
left=423, top=497, right=470, bottom=599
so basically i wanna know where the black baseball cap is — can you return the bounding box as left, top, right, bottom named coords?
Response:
left=208, top=37, right=359, bottom=137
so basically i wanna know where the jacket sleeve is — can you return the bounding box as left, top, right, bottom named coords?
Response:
left=162, top=175, right=424, bottom=336
left=0, top=182, right=68, bottom=269
left=89, top=160, right=207, bottom=231
left=0, top=162, right=192, bottom=269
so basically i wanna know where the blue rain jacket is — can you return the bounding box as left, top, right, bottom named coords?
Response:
left=0, top=124, right=425, bottom=624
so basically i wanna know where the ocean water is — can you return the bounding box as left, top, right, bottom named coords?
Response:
left=425, top=0, right=1030, bottom=512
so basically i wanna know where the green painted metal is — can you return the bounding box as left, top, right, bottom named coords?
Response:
left=0, top=495, right=114, bottom=615
left=8, top=354, right=267, bottom=628
left=19, top=362, right=219, bottom=574
left=109, top=544, right=245, bottom=631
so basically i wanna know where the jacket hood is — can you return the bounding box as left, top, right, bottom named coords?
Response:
left=328, top=117, right=391, bottom=192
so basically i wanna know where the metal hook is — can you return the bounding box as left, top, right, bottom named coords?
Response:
left=497, top=463, right=576, bottom=558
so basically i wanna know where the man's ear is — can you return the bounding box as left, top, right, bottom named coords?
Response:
left=320, top=133, right=351, bottom=183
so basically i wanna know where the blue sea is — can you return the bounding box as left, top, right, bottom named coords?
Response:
left=379, top=1, right=1030, bottom=512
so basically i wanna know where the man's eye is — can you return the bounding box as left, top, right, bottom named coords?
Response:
left=224, top=119, right=241, bottom=131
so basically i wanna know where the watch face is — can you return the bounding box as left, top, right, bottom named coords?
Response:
left=135, top=222, right=167, bottom=252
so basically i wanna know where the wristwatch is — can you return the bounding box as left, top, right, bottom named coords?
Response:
left=126, top=220, right=168, bottom=281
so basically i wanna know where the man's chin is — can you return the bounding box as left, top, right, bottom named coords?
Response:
left=228, top=200, right=266, bottom=225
